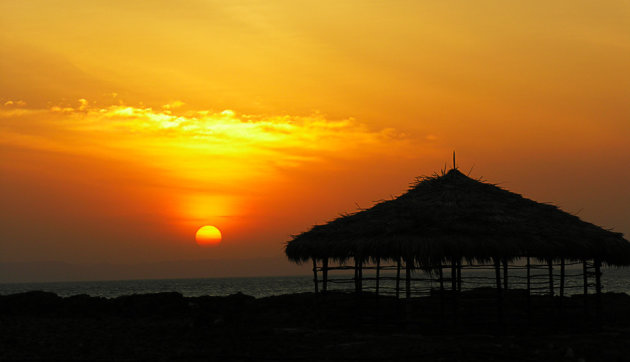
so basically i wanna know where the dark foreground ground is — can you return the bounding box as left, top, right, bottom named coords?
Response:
left=1, top=289, right=630, bottom=361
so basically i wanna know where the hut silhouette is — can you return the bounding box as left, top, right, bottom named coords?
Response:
left=285, top=166, right=630, bottom=311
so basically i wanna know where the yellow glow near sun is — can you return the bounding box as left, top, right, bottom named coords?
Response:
left=0, top=100, right=412, bottom=230
left=177, top=193, right=237, bottom=231
left=195, top=225, right=222, bottom=246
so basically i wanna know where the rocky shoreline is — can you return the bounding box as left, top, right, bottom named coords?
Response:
left=1, top=290, right=630, bottom=361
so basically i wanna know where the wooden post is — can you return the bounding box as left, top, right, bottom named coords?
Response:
left=375, top=257, right=381, bottom=296
left=405, top=258, right=412, bottom=299
left=526, top=256, right=531, bottom=317
left=494, top=258, right=502, bottom=292
left=595, top=258, right=602, bottom=295
left=548, top=259, right=554, bottom=297
left=559, top=258, right=565, bottom=312
left=322, top=257, right=328, bottom=294
left=439, top=261, right=445, bottom=317
left=494, top=257, right=503, bottom=326
left=451, top=258, right=457, bottom=292
left=438, top=261, right=444, bottom=292
left=583, top=260, right=588, bottom=296
left=395, top=257, right=401, bottom=299
left=583, top=259, right=588, bottom=314
left=354, top=257, right=359, bottom=293
left=502, top=258, right=508, bottom=291
left=358, top=258, right=363, bottom=293
left=457, top=258, right=462, bottom=292
left=560, top=258, right=565, bottom=297
left=526, top=256, right=531, bottom=294
left=595, top=258, right=602, bottom=316
left=453, top=258, right=460, bottom=322
left=312, top=258, right=319, bottom=294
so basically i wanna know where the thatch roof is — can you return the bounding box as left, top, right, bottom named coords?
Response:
left=285, top=168, right=630, bottom=266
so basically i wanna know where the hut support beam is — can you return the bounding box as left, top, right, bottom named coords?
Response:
left=494, top=258, right=502, bottom=292
left=354, top=259, right=357, bottom=292
left=560, top=258, right=565, bottom=297
left=375, top=257, right=381, bottom=296
left=526, top=256, right=531, bottom=316
left=502, top=258, right=508, bottom=291
left=439, top=261, right=444, bottom=292
left=548, top=259, right=554, bottom=297
left=451, top=259, right=457, bottom=292
left=595, top=258, right=602, bottom=295
left=583, top=260, right=588, bottom=296
left=312, top=258, right=319, bottom=294
left=322, top=258, right=328, bottom=294
left=452, top=258, right=460, bottom=322
left=405, top=259, right=412, bottom=299
left=457, top=259, right=462, bottom=292
left=583, top=259, right=588, bottom=314
left=526, top=256, right=531, bottom=293
left=358, top=259, right=363, bottom=293
left=560, top=258, right=565, bottom=311
left=595, top=258, right=602, bottom=316
left=354, top=257, right=359, bottom=293
left=395, top=257, right=401, bottom=299
left=494, top=258, right=503, bottom=326
left=439, top=261, right=445, bottom=317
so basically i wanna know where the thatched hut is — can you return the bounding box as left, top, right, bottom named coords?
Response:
left=286, top=167, right=630, bottom=301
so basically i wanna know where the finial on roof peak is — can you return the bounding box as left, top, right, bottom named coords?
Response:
left=453, top=151, right=457, bottom=169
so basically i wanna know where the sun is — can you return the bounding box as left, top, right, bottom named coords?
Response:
left=195, top=225, right=222, bottom=246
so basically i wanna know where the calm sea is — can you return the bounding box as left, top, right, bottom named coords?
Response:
left=1, top=267, right=630, bottom=298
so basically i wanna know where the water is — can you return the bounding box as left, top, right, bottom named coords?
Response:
left=601, top=268, right=630, bottom=294
left=1, top=267, right=629, bottom=298
left=0, top=276, right=314, bottom=298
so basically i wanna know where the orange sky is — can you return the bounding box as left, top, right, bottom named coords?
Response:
left=1, top=1, right=629, bottom=277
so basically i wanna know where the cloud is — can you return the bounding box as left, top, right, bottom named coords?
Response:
left=0, top=99, right=414, bottom=185
left=162, top=101, right=185, bottom=110
left=3, top=100, right=27, bottom=107
left=78, top=98, right=88, bottom=111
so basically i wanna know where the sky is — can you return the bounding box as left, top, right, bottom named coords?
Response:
left=1, top=1, right=629, bottom=280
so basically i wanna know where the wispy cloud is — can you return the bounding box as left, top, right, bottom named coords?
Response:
left=1, top=100, right=409, bottom=178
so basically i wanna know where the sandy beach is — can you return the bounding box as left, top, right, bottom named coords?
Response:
left=2, top=290, right=630, bottom=361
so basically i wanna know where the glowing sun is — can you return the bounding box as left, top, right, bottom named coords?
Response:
left=195, top=225, right=222, bottom=246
